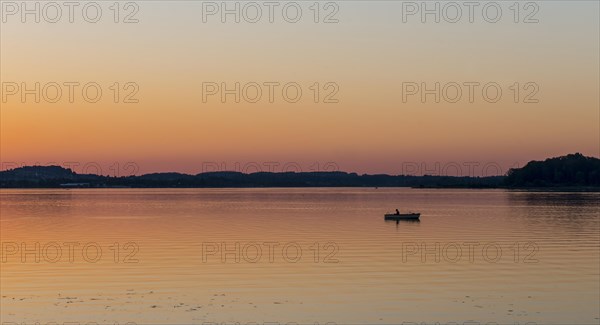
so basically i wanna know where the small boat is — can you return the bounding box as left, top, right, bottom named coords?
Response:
left=384, top=212, right=420, bottom=220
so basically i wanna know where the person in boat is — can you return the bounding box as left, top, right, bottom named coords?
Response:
left=395, top=209, right=400, bottom=215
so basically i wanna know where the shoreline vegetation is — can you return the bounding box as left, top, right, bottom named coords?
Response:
left=1, top=153, right=598, bottom=190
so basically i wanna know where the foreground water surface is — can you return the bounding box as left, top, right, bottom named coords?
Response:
left=0, top=188, right=598, bottom=324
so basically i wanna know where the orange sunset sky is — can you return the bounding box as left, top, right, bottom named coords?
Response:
left=1, top=1, right=598, bottom=175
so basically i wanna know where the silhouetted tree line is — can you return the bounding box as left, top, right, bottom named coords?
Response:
left=504, top=153, right=600, bottom=187
left=1, top=153, right=598, bottom=188
left=0, top=167, right=503, bottom=188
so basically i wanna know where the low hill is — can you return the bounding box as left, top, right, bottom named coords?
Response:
left=504, top=153, right=600, bottom=187
left=0, top=165, right=104, bottom=187
left=0, top=166, right=503, bottom=188
left=0, top=165, right=77, bottom=180
left=2, top=154, right=597, bottom=189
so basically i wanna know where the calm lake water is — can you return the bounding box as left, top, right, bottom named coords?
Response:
left=1, top=188, right=598, bottom=324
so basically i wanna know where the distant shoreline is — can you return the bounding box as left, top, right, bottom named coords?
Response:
left=0, top=186, right=600, bottom=193
left=2, top=153, right=599, bottom=190
left=0, top=166, right=506, bottom=189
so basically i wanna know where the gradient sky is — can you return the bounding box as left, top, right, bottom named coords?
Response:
left=1, top=1, right=598, bottom=176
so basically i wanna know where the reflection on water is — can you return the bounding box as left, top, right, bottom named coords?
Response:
left=1, top=188, right=598, bottom=324
left=385, top=219, right=421, bottom=227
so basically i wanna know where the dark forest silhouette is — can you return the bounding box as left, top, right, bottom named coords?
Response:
left=1, top=153, right=598, bottom=189
left=505, top=153, right=600, bottom=187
